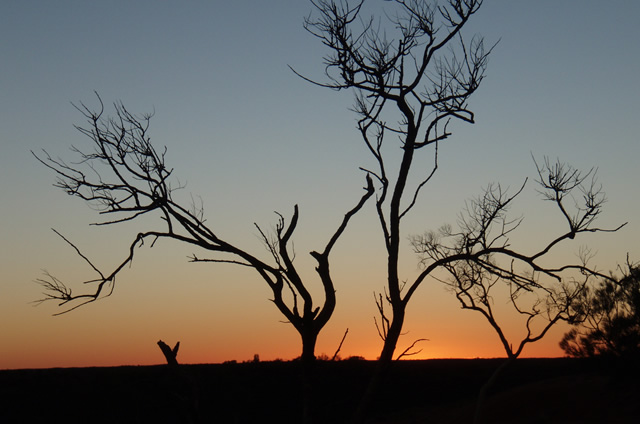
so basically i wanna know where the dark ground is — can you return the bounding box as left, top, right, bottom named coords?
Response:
left=1, top=357, right=638, bottom=423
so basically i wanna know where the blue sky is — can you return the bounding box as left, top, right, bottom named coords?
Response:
left=1, top=1, right=638, bottom=369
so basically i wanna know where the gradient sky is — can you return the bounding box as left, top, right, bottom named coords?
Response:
left=1, top=1, right=639, bottom=370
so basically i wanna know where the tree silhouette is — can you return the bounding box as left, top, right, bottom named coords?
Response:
left=413, top=157, right=625, bottom=423
left=301, top=1, right=625, bottom=421
left=33, top=95, right=374, bottom=423
left=301, top=0, right=492, bottom=380
left=32, top=94, right=373, bottom=374
left=560, top=260, right=640, bottom=359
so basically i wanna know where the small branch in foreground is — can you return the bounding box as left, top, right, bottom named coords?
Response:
left=331, top=328, right=349, bottom=361
left=396, top=338, right=429, bottom=360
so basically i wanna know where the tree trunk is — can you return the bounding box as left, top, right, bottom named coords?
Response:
left=301, top=329, right=318, bottom=363
left=351, top=307, right=406, bottom=423
left=157, top=340, right=180, bottom=367
left=300, top=329, right=319, bottom=424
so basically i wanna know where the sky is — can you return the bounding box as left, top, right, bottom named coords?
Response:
left=1, top=0, right=638, bottom=370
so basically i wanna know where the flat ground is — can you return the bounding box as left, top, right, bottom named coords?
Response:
left=1, top=358, right=637, bottom=423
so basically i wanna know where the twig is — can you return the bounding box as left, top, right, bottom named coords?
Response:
left=331, top=328, right=349, bottom=361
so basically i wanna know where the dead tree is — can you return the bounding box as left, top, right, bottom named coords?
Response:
left=33, top=93, right=374, bottom=369
left=410, top=157, right=626, bottom=423
left=34, top=94, right=374, bottom=424
left=301, top=0, right=492, bottom=418
left=301, top=1, right=625, bottom=421
left=303, top=0, right=491, bottom=362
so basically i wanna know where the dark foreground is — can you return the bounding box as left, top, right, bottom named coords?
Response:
left=1, top=358, right=638, bottom=423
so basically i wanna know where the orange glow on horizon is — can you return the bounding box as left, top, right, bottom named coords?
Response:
left=0, top=335, right=568, bottom=370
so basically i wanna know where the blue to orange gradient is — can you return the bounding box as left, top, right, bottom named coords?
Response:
left=1, top=1, right=638, bottom=370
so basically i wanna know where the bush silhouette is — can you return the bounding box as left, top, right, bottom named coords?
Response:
left=561, top=262, right=640, bottom=358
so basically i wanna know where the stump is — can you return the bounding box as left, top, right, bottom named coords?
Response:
left=157, top=340, right=180, bottom=366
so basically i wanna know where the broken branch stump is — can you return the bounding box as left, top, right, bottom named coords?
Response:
left=157, top=340, right=180, bottom=366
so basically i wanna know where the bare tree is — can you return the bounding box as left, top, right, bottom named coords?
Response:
left=301, top=0, right=492, bottom=417
left=33, top=94, right=375, bottom=423
left=416, top=159, right=620, bottom=360
left=303, top=0, right=491, bottom=361
left=301, top=1, right=625, bottom=421
left=411, top=157, right=625, bottom=423
left=33, top=94, right=374, bottom=370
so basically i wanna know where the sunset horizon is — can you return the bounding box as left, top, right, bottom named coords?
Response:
left=2, top=1, right=638, bottom=380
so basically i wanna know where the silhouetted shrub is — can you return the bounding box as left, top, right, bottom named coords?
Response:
left=561, top=262, right=640, bottom=358
left=345, top=355, right=366, bottom=361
